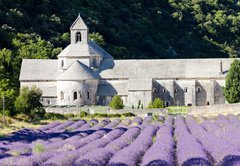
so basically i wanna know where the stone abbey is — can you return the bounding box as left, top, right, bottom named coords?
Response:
left=20, top=15, right=235, bottom=107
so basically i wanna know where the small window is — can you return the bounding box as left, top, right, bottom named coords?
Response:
left=184, top=87, right=188, bottom=93
left=47, top=100, right=51, bottom=105
left=60, top=91, right=64, bottom=100
left=87, top=92, right=90, bottom=99
left=196, top=86, right=201, bottom=93
left=153, top=88, right=157, bottom=93
left=76, top=32, right=82, bottom=43
left=207, top=102, right=210, bottom=105
left=73, top=91, right=78, bottom=100
left=80, top=93, right=82, bottom=98
left=174, top=88, right=177, bottom=93
left=162, top=88, right=166, bottom=93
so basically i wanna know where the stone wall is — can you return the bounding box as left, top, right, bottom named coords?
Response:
left=45, top=106, right=166, bottom=117
left=189, top=103, right=240, bottom=116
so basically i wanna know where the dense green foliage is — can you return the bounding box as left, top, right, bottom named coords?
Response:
left=15, top=86, right=45, bottom=119
left=109, top=95, right=124, bottom=109
left=224, top=59, right=240, bottom=103
left=0, top=0, right=240, bottom=113
left=148, top=98, right=165, bottom=109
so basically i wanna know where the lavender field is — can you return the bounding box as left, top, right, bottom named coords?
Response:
left=0, top=114, right=240, bottom=166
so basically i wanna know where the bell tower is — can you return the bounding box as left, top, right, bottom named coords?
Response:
left=70, top=13, right=88, bottom=45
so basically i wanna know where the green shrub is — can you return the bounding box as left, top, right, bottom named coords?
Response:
left=79, top=111, right=88, bottom=118
left=108, top=95, right=124, bottom=109
left=15, top=86, right=45, bottom=119
left=33, top=143, right=45, bottom=154
left=148, top=98, right=164, bottom=109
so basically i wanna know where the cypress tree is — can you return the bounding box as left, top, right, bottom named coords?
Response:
left=224, top=59, right=240, bottom=103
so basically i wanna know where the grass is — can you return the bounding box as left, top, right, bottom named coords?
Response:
left=167, top=106, right=189, bottom=115
left=0, top=118, right=67, bottom=137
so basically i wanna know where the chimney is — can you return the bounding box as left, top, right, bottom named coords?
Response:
left=220, top=60, right=223, bottom=74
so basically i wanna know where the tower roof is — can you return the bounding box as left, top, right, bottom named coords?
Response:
left=70, top=14, right=88, bottom=30
left=57, top=60, right=99, bottom=81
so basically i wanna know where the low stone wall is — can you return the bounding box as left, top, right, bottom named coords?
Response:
left=45, top=106, right=167, bottom=117
left=189, top=103, right=240, bottom=116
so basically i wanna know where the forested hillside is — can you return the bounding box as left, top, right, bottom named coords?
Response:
left=0, top=0, right=240, bottom=113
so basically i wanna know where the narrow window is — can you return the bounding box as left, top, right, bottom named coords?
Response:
left=73, top=91, right=77, bottom=100
left=76, top=32, right=82, bottom=43
left=47, top=100, right=51, bottom=105
left=184, top=87, right=188, bottom=93
left=60, top=91, right=64, bottom=100
left=87, top=92, right=90, bottom=99
left=61, top=60, right=64, bottom=67
left=153, top=88, right=157, bottom=93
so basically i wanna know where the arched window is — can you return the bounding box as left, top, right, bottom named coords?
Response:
left=196, top=86, right=202, bottom=93
left=165, top=101, right=170, bottom=107
left=73, top=91, right=78, bottom=100
left=60, top=91, right=64, bottom=100
left=162, top=88, right=166, bottom=93
left=76, top=32, right=82, bottom=43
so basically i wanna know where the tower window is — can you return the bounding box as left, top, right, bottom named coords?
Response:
left=76, top=32, right=82, bottom=43
left=73, top=91, right=78, bottom=100
left=60, top=91, right=64, bottom=100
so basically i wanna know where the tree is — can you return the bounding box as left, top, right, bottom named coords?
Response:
left=0, top=79, right=16, bottom=116
left=224, top=59, right=240, bottom=103
left=148, top=98, right=164, bottom=108
left=108, top=95, right=124, bottom=109
left=12, top=33, right=60, bottom=59
left=15, top=86, right=45, bottom=119
left=89, top=32, right=105, bottom=46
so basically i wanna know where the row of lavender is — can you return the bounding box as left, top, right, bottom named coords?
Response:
left=0, top=116, right=164, bottom=165
left=0, top=114, right=240, bottom=165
